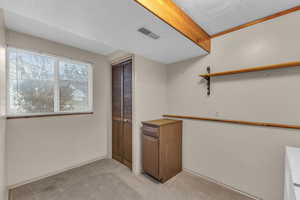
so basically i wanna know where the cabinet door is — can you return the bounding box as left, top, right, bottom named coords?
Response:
left=143, top=135, right=159, bottom=179
left=123, top=61, right=132, bottom=168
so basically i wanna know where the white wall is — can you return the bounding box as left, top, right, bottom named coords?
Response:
left=0, top=115, right=6, bottom=200
left=166, top=11, right=300, bottom=200
left=0, top=10, right=6, bottom=115
left=133, top=54, right=167, bottom=174
left=0, top=8, right=7, bottom=200
left=5, top=30, right=111, bottom=186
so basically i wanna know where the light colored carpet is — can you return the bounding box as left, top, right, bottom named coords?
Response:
left=10, top=159, right=254, bottom=200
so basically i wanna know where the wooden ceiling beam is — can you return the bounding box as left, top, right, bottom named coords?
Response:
left=134, top=1, right=300, bottom=51
left=134, top=0, right=211, bottom=52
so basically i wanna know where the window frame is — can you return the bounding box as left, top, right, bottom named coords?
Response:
left=6, top=47, right=94, bottom=118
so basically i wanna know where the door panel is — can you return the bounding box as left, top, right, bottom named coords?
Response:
left=112, top=60, right=132, bottom=169
left=112, top=64, right=123, bottom=162
left=123, top=61, right=132, bottom=167
left=143, top=135, right=159, bottom=179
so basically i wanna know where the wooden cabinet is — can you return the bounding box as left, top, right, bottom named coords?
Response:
left=142, top=119, right=182, bottom=183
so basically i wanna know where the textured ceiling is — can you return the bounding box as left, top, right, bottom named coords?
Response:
left=1, top=0, right=299, bottom=63
left=0, top=0, right=207, bottom=64
left=173, top=0, right=300, bottom=35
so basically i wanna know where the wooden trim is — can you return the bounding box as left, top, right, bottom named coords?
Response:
left=133, top=0, right=211, bottom=52
left=163, top=114, right=300, bottom=130
left=199, top=61, right=300, bottom=78
left=111, top=55, right=133, bottom=66
left=7, top=112, right=93, bottom=119
left=211, top=5, right=300, bottom=38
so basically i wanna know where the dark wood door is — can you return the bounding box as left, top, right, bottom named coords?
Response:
left=112, top=60, right=132, bottom=169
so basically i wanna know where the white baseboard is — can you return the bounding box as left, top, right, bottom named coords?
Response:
left=183, top=168, right=262, bottom=200
left=8, top=155, right=108, bottom=189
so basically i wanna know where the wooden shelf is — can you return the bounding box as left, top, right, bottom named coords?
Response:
left=163, top=114, right=300, bottom=130
left=199, top=61, right=300, bottom=78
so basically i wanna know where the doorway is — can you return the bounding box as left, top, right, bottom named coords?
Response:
left=112, top=59, right=132, bottom=169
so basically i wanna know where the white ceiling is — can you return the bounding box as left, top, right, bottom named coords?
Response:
left=1, top=0, right=299, bottom=64
left=0, top=0, right=207, bottom=64
left=4, top=11, right=116, bottom=55
left=172, top=0, right=300, bottom=35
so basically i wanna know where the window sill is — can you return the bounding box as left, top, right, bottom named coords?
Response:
left=7, top=112, right=93, bottom=120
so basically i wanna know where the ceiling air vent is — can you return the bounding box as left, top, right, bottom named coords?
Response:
left=138, top=27, right=160, bottom=40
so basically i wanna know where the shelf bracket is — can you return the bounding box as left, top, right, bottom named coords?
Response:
left=204, top=66, right=210, bottom=96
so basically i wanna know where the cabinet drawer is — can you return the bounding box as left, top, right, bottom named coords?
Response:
left=142, top=126, right=159, bottom=138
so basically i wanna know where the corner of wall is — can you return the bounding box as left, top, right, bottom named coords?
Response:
left=132, top=54, right=168, bottom=175
left=0, top=7, right=8, bottom=200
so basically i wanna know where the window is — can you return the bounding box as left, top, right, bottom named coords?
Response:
left=7, top=48, right=93, bottom=116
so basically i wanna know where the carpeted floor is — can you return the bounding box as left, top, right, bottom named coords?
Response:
left=10, top=159, right=254, bottom=200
